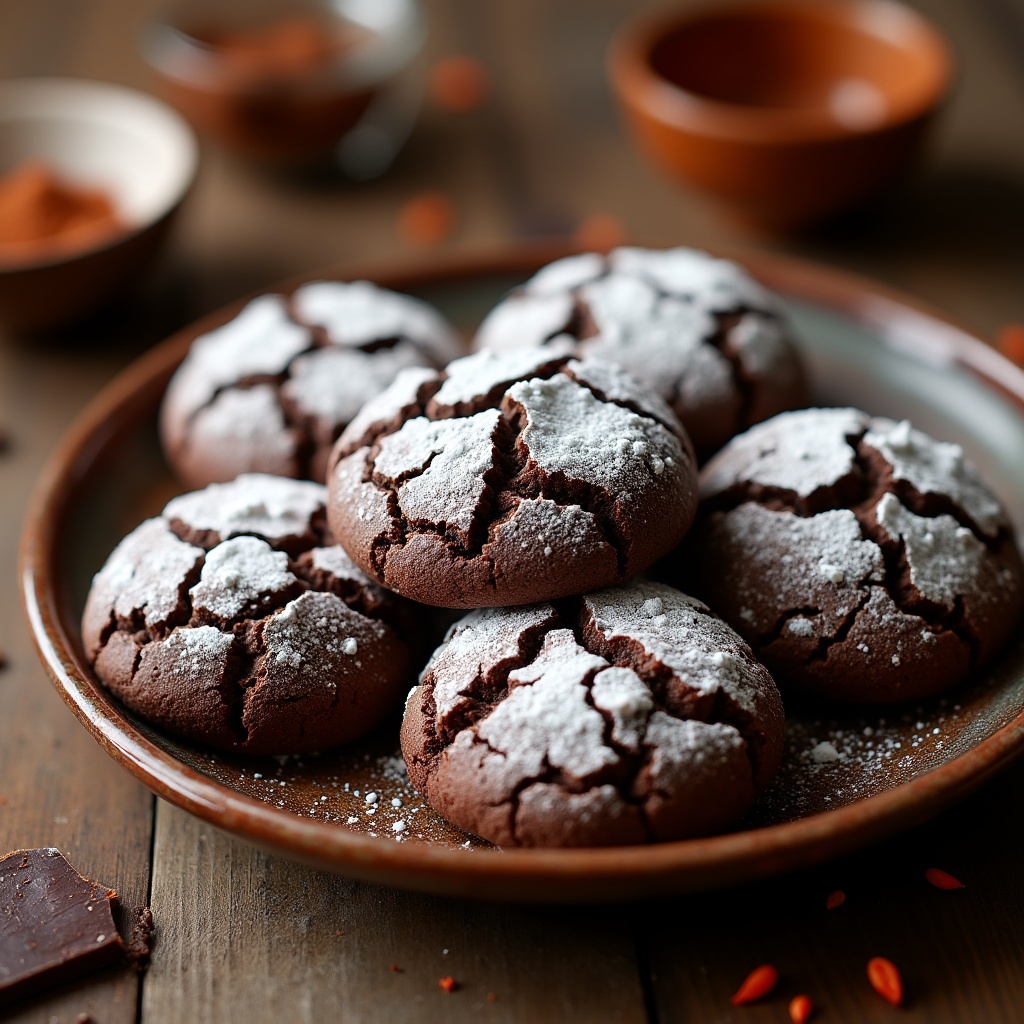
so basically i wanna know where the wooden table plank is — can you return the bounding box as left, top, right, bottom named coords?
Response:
left=141, top=803, right=649, bottom=1024
left=0, top=339, right=156, bottom=1023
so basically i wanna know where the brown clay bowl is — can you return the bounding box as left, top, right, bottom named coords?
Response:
left=21, top=244, right=1024, bottom=902
left=142, top=0, right=424, bottom=169
left=0, top=79, right=198, bottom=331
left=608, top=0, right=953, bottom=231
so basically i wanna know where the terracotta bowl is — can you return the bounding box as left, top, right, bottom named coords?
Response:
left=143, top=0, right=424, bottom=174
left=608, top=0, right=953, bottom=231
left=0, top=78, right=198, bottom=332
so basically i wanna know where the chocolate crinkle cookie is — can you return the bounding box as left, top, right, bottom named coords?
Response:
left=401, top=580, right=784, bottom=847
left=473, top=246, right=806, bottom=460
left=684, top=408, right=1024, bottom=703
left=81, top=474, right=417, bottom=754
left=327, top=346, right=699, bottom=608
left=160, top=280, right=463, bottom=488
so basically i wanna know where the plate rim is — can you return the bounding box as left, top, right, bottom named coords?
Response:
left=20, top=242, right=1024, bottom=902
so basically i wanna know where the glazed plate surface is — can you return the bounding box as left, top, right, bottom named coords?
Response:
left=22, top=245, right=1024, bottom=901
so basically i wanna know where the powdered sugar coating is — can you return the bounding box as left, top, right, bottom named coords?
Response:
left=875, top=493, right=991, bottom=610
left=689, top=407, right=1023, bottom=702
left=164, top=474, right=326, bottom=549
left=83, top=475, right=417, bottom=754
left=373, top=410, right=502, bottom=543
left=528, top=252, right=606, bottom=294
left=581, top=579, right=781, bottom=719
left=863, top=419, right=1005, bottom=538
left=282, top=345, right=430, bottom=430
left=430, top=344, right=575, bottom=412
left=292, top=280, right=460, bottom=361
left=610, top=246, right=776, bottom=311
left=307, top=545, right=376, bottom=587
left=190, top=536, right=296, bottom=622
left=160, top=282, right=462, bottom=487
left=328, top=350, right=698, bottom=608
left=163, top=296, right=309, bottom=426
left=263, top=591, right=385, bottom=677
left=428, top=604, right=558, bottom=725
left=508, top=374, right=678, bottom=499
left=473, top=246, right=805, bottom=459
left=81, top=519, right=203, bottom=660
left=699, top=407, right=864, bottom=500
left=400, top=580, right=783, bottom=847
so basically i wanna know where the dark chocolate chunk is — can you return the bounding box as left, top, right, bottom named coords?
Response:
left=0, top=848, right=123, bottom=1004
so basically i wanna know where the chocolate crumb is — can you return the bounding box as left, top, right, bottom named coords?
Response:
left=125, top=906, right=155, bottom=972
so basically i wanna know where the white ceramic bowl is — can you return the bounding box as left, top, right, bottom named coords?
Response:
left=0, top=78, right=198, bottom=331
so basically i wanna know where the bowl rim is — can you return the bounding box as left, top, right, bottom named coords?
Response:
left=141, top=0, right=426, bottom=92
left=19, top=242, right=1024, bottom=901
left=607, top=0, right=955, bottom=145
left=0, top=77, right=199, bottom=274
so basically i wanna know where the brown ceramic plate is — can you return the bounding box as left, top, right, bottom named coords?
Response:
left=21, top=245, right=1024, bottom=902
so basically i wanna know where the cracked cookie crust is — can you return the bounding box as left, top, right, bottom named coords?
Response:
left=81, top=474, right=417, bottom=754
left=400, top=580, right=784, bottom=847
left=472, top=246, right=807, bottom=461
left=160, top=280, right=463, bottom=488
left=326, top=348, right=700, bottom=608
left=683, top=408, right=1024, bottom=703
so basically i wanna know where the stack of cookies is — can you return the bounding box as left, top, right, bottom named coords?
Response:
left=81, top=249, right=1023, bottom=848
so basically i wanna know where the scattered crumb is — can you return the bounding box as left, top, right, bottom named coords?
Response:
left=809, top=741, right=840, bottom=763
left=125, top=907, right=155, bottom=972
left=428, top=55, right=491, bottom=112
left=439, top=976, right=459, bottom=993
left=397, top=192, right=456, bottom=247
left=573, top=213, right=626, bottom=253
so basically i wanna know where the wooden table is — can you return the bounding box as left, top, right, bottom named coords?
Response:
left=3, top=0, right=1023, bottom=1020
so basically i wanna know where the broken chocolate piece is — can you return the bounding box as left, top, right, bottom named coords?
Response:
left=0, top=848, right=123, bottom=1004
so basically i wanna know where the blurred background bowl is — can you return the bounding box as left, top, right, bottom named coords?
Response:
left=143, top=0, right=425, bottom=175
left=0, top=78, right=198, bottom=332
left=608, top=0, right=953, bottom=232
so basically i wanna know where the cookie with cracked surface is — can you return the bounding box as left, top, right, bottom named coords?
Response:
left=400, top=580, right=784, bottom=847
left=473, top=246, right=807, bottom=461
left=160, top=280, right=463, bottom=488
left=326, top=347, right=699, bottom=608
left=681, top=408, right=1024, bottom=703
left=81, top=473, right=417, bottom=754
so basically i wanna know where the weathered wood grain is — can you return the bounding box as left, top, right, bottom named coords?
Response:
left=141, top=803, right=648, bottom=1024
left=640, top=758, right=1024, bottom=1024
left=0, top=340, right=156, bottom=1023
